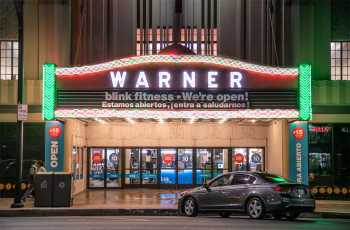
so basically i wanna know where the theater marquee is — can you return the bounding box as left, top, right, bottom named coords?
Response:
left=42, top=55, right=311, bottom=120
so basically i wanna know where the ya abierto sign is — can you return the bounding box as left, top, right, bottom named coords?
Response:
left=289, top=122, right=309, bottom=185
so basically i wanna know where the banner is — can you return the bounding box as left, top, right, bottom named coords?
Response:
left=288, top=122, right=309, bottom=185
left=45, top=121, right=65, bottom=172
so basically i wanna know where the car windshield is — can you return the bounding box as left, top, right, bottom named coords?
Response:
left=257, top=173, right=290, bottom=183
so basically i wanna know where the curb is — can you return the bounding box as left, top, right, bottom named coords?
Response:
left=0, top=208, right=349, bottom=219
left=309, top=212, right=350, bottom=219
left=0, top=208, right=179, bottom=217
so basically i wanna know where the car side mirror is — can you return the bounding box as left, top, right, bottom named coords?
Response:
left=203, top=183, right=210, bottom=191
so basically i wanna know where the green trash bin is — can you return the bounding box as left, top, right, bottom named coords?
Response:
left=34, top=172, right=53, bottom=207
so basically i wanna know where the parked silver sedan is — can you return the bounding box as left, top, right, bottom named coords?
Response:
left=178, top=172, right=315, bottom=220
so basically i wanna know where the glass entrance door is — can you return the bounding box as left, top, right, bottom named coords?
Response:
left=141, top=148, right=158, bottom=184
left=125, top=148, right=158, bottom=186
left=232, top=147, right=264, bottom=172
left=89, top=148, right=122, bottom=188
left=178, top=149, right=193, bottom=184
left=160, top=148, right=176, bottom=184
left=196, top=149, right=212, bottom=184
left=106, top=148, right=122, bottom=187
left=125, top=148, right=141, bottom=185
left=89, top=148, right=105, bottom=188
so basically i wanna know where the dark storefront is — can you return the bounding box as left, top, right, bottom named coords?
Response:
left=0, top=123, right=45, bottom=197
left=309, top=124, right=350, bottom=199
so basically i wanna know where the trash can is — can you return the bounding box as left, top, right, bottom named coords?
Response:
left=52, top=172, right=72, bottom=207
left=33, top=172, right=54, bottom=207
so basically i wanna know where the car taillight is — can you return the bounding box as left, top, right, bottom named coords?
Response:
left=274, top=186, right=282, bottom=192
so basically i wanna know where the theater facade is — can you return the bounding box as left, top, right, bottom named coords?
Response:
left=42, top=50, right=311, bottom=193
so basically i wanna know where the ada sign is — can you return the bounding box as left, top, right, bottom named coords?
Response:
left=288, top=122, right=308, bottom=185
left=45, top=121, right=64, bottom=172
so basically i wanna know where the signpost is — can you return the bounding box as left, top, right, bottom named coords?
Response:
left=11, top=0, right=24, bottom=208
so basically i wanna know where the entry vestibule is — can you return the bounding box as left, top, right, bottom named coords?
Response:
left=63, top=118, right=289, bottom=191
left=88, top=147, right=265, bottom=189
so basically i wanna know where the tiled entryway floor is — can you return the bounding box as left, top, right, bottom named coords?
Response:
left=73, top=189, right=182, bottom=209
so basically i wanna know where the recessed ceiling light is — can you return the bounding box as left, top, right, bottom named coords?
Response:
left=126, top=118, right=135, bottom=124
left=94, top=118, right=106, bottom=124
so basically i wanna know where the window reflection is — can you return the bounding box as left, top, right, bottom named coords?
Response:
left=161, top=148, right=176, bottom=184
left=141, top=149, right=158, bottom=184
left=178, top=149, right=193, bottom=184
left=196, top=149, right=212, bottom=184
left=232, top=148, right=248, bottom=171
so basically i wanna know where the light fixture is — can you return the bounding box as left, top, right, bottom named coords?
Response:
left=251, top=119, right=256, bottom=123
left=56, top=55, right=298, bottom=77
left=298, top=64, right=312, bottom=120
left=94, top=118, right=106, bottom=124
left=55, top=109, right=300, bottom=120
left=218, top=118, right=227, bottom=124
left=126, top=118, right=135, bottom=124
left=42, top=63, right=56, bottom=120
left=158, top=118, right=165, bottom=124
left=189, top=118, right=196, bottom=124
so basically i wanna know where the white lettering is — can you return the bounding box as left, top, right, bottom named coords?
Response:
left=208, top=71, right=218, bottom=88
left=158, top=71, right=171, bottom=88
left=107, top=70, right=245, bottom=89
left=110, top=71, right=127, bottom=88
left=183, top=71, right=196, bottom=88
left=50, top=141, right=59, bottom=168
left=136, top=71, right=150, bottom=88
left=230, top=72, right=243, bottom=88
left=296, top=143, right=302, bottom=183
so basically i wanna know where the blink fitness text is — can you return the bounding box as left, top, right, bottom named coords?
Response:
left=102, top=91, right=249, bottom=109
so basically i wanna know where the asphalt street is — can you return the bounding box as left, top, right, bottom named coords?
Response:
left=1, top=216, right=350, bottom=230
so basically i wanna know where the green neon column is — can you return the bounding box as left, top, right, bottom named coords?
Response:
left=42, top=63, right=56, bottom=120
left=298, top=64, right=312, bottom=120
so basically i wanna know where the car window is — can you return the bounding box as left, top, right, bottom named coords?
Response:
left=209, top=174, right=232, bottom=187
left=232, top=174, right=256, bottom=185
left=256, top=173, right=290, bottom=183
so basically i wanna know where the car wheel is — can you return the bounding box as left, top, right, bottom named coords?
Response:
left=219, top=212, right=231, bottom=218
left=182, top=197, right=198, bottom=217
left=247, top=197, right=265, bottom=219
left=285, top=211, right=300, bottom=221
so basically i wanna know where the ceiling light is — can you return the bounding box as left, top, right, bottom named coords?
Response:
left=189, top=118, right=196, bottom=124
left=218, top=118, right=227, bottom=124
left=94, top=118, right=106, bottom=124
left=126, top=118, right=135, bottom=124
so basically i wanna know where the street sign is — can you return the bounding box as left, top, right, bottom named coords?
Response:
left=17, top=104, right=28, bottom=121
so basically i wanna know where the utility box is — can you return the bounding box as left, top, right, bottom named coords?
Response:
left=52, top=172, right=72, bottom=207
left=34, top=172, right=54, bottom=207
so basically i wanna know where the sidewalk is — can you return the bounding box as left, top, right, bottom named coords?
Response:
left=0, top=189, right=349, bottom=218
